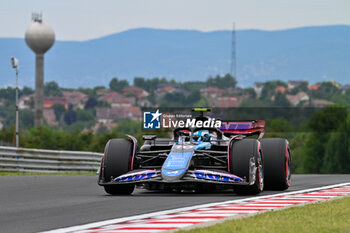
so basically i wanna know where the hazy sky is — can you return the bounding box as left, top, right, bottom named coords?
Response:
left=1, top=0, right=349, bottom=41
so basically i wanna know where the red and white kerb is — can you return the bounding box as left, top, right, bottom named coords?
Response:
left=64, top=184, right=350, bottom=233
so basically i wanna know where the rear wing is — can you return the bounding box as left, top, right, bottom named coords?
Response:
left=219, top=120, right=265, bottom=138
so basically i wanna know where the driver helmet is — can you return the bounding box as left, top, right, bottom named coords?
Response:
left=193, top=130, right=210, bottom=142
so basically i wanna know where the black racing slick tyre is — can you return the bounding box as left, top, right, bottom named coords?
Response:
left=101, top=139, right=135, bottom=195
left=260, top=138, right=291, bottom=190
left=230, top=139, right=264, bottom=195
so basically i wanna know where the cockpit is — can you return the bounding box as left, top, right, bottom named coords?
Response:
left=173, top=128, right=222, bottom=145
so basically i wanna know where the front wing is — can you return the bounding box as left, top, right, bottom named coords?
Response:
left=98, top=169, right=250, bottom=186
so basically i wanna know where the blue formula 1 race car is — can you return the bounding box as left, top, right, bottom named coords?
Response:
left=98, top=108, right=291, bottom=195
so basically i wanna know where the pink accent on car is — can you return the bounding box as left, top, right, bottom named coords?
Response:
left=126, top=134, right=137, bottom=170
left=220, top=120, right=265, bottom=135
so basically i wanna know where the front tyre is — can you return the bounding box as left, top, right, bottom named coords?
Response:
left=101, top=139, right=135, bottom=195
left=230, top=139, right=264, bottom=195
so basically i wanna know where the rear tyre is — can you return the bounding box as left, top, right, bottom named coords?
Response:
left=260, top=138, right=291, bottom=190
left=101, top=139, right=135, bottom=195
left=230, top=139, right=264, bottom=195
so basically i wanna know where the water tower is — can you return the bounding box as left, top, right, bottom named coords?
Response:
left=25, top=13, right=55, bottom=127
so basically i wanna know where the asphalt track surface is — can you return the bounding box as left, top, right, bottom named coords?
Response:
left=0, top=174, right=350, bottom=233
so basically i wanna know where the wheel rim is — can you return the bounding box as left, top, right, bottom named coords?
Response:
left=285, top=147, right=291, bottom=186
left=258, top=152, right=264, bottom=191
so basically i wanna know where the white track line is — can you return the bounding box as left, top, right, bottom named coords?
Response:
left=41, top=182, right=350, bottom=233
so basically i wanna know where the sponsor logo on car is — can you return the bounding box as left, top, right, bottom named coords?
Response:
left=193, top=170, right=243, bottom=183
left=115, top=170, right=157, bottom=182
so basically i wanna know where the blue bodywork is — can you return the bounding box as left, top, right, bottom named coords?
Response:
left=161, top=151, right=193, bottom=177
left=161, top=141, right=211, bottom=179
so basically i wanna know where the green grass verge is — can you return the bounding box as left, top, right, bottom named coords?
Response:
left=0, top=171, right=96, bottom=176
left=178, top=196, right=350, bottom=233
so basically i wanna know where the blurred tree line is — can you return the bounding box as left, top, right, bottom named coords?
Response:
left=0, top=106, right=349, bottom=174
left=265, top=105, right=350, bottom=174
left=0, top=119, right=170, bottom=153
